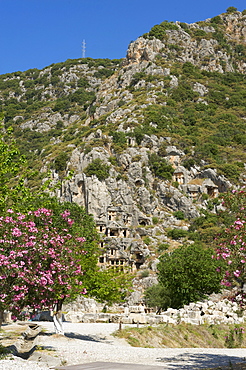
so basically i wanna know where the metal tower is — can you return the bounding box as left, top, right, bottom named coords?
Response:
left=82, top=40, right=86, bottom=58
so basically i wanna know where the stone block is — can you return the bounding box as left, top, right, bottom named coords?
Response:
left=146, top=317, right=156, bottom=325
left=154, top=315, right=164, bottom=324
left=189, top=318, right=203, bottom=325
left=166, top=308, right=178, bottom=316
left=110, top=315, right=121, bottom=323
left=221, top=305, right=230, bottom=313
left=64, top=312, right=84, bottom=323
left=120, top=316, right=133, bottom=324
left=159, top=315, right=170, bottom=323
left=186, top=310, right=201, bottom=319
left=82, top=314, right=98, bottom=323
left=166, top=317, right=177, bottom=324
left=188, top=302, right=196, bottom=309
left=97, top=313, right=111, bottom=322
left=201, top=303, right=208, bottom=311
left=129, top=313, right=147, bottom=324
left=129, top=305, right=145, bottom=313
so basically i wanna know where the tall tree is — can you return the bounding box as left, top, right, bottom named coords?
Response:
left=157, top=243, right=224, bottom=308
left=0, top=126, right=27, bottom=212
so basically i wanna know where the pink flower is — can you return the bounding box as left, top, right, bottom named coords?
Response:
left=12, top=227, right=22, bottom=237
left=76, top=237, right=86, bottom=242
left=233, top=270, right=241, bottom=278
left=67, top=218, right=74, bottom=226
left=5, top=216, right=14, bottom=223
left=221, top=280, right=232, bottom=287
left=61, top=210, right=70, bottom=219
left=17, top=214, right=25, bottom=220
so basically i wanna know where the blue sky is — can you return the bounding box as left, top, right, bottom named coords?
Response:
left=0, top=0, right=245, bottom=75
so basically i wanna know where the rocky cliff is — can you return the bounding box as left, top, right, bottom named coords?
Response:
left=0, top=8, right=245, bottom=272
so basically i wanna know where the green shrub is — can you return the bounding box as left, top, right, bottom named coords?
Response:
left=172, top=181, right=179, bottom=188
left=118, top=100, right=126, bottom=107
left=217, top=163, right=242, bottom=181
left=109, top=156, right=118, bottom=166
left=152, top=216, right=159, bottom=225
left=148, top=25, right=167, bottom=40
left=157, top=243, right=225, bottom=308
left=171, top=82, right=198, bottom=102
left=24, top=80, right=35, bottom=88
left=158, top=243, right=169, bottom=252
left=144, top=283, right=171, bottom=312
left=210, top=16, right=223, bottom=24
left=148, top=153, right=174, bottom=180
left=147, top=21, right=178, bottom=40
left=193, top=29, right=207, bottom=38
left=77, top=77, right=89, bottom=88
left=53, top=99, right=71, bottom=112
left=94, top=68, right=115, bottom=79
left=130, top=72, right=147, bottom=87
left=143, top=236, right=151, bottom=245
left=140, top=270, right=149, bottom=278
left=160, top=21, right=179, bottom=30
left=158, top=141, right=168, bottom=157
left=84, top=158, right=110, bottom=181
left=202, top=193, right=209, bottom=201
left=54, top=152, right=69, bottom=172
left=143, top=105, right=170, bottom=131
left=133, top=127, right=145, bottom=145
left=69, top=88, right=95, bottom=105
left=182, top=62, right=196, bottom=75
left=111, top=131, right=127, bottom=146
left=167, top=228, right=188, bottom=239
left=226, top=6, right=237, bottom=13
left=179, top=22, right=189, bottom=30
left=173, top=211, right=185, bottom=220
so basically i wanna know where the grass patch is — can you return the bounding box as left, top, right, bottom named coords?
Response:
left=114, top=323, right=246, bottom=348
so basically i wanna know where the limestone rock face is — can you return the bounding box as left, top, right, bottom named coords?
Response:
left=198, top=168, right=231, bottom=192
left=125, top=37, right=165, bottom=65
left=157, top=183, right=199, bottom=219
left=124, top=12, right=246, bottom=74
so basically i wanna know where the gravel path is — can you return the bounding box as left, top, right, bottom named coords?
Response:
left=1, top=322, right=246, bottom=369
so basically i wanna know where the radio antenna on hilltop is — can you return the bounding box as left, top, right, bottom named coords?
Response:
left=82, top=39, right=86, bottom=58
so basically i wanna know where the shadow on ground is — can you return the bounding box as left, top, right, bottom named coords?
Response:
left=157, top=352, right=246, bottom=369
left=38, top=330, right=112, bottom=344
left=65, top=332, right=104, bottom=342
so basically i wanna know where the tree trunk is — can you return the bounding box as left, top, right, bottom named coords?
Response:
left=53, top=300, right=64, bottom=335
left=0, top=310, right=4, bottom=329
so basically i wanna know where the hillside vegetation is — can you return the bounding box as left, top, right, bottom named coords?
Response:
left=0, top=9, right=245, bottom=185
left=0, top=7, right=245, bottom=287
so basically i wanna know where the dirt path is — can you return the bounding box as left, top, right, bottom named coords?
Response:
left=1, top=322, right=246, bottom=369
left=36, top=322, right=246, bottom=369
